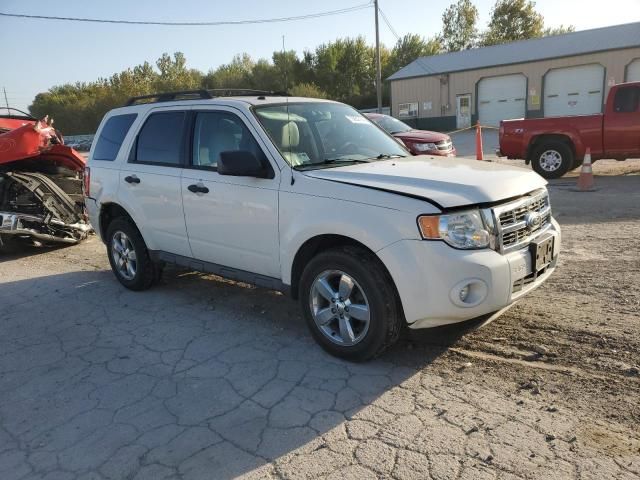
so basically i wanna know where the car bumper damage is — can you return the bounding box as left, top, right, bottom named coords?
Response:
left=0, top=115, right=90, bottom=248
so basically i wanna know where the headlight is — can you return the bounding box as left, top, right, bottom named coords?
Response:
left=413, top=142, right=438, bottom=151
left=418, top=209, right=490, bottom=249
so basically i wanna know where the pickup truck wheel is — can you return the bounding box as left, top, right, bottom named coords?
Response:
left=531, top=142, right=574, bottom=179
left=299, top=247, right=401, bottom=361
left=106, top=218, right=157, bottom=291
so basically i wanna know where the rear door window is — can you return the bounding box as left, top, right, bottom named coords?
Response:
left=133, top=111, right=186, bottom=165
left=613, top=87, right=640, bottom=113
left=92, top=113, right=137, bottom=161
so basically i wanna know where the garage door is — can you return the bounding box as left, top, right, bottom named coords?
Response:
left=544, top=64, right=605, bottom=117
left=478, top=74, right=527, bottom=127
left=627, top=59, right=640, bottom=82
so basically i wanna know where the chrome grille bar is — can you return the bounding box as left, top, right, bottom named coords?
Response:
left=492, top=189, right=552, bottom=254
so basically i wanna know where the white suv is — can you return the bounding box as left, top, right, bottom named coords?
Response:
left=86, top=90, right=561, bottom=361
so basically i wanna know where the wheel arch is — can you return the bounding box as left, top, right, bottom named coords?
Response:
left=99, top=202, right=138, bottom=244
left=527, top=133, right=577, bottom=164
left=289, top=234, right=403, bottom=317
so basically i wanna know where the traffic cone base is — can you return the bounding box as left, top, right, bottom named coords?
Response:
left=576, top=147, right=596, bottom=192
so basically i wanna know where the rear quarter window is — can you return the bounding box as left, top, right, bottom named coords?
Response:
left=92, top=113, right=137, bottom=161
left=132, top=111, right=186, bottom=165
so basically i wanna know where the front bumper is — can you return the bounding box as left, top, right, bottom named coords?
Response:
left=377, top=218, right=561, bottom=328
left=0, top=211, right=90, bottom=244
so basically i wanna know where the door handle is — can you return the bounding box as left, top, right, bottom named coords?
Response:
left=188, top=183, right=209, bottom=194
left=124, top=175, right=140, bottom=184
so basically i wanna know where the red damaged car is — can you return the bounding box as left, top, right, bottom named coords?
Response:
left=365, top=113, right=456, bottom=157
left=0, top=108, right=90, bottom=251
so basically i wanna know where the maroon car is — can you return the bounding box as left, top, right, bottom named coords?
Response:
left=365, top=113, right=456, bottom=157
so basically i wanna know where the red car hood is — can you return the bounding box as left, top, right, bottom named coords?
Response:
left=0, top=119, right=85, bottom=171
left=393, top=129, right=449, bottom=143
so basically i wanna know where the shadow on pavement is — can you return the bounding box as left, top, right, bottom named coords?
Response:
left=0, top=267, right=468, bottom=479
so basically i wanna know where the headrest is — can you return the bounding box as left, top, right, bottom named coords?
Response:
left=281, top=121, right=300, bottom=149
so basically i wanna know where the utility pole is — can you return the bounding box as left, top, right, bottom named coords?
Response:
left=374, top=0, right=382, bottom=113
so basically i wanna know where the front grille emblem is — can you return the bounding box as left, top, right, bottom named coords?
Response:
left=525, top=211, right=542, bottom=229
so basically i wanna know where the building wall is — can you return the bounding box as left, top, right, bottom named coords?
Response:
left=390, top=47, right=640, bottom=131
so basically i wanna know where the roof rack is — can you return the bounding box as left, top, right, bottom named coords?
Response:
left=124, top=88, right=290, bottom=106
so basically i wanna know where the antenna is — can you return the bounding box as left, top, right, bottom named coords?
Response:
left=3, top=87, right=9, bottom=111
left=374, top=0, right=382, bottom=113
left=282, top=35, right=288, bottom=92
left=282, top=36, right=294, bottom=185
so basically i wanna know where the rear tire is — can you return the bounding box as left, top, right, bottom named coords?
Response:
left=531, top=141, right=574, bottom=179
left=299, top=246, right=402, bottom=361
left=106, top=218, right=158, bottom=291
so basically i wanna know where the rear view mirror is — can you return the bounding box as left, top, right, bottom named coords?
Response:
left=218, top=150, right=270, bottom=178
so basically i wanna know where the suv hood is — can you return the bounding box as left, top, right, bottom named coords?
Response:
left=304, top=156, right=547, bottom=209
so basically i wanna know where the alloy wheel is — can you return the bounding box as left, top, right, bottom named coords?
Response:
left=309, top=270, right=371, bottom=346
left=111, top=231, right=137, bottom=281
left=539, top=150, right=562, bottom=172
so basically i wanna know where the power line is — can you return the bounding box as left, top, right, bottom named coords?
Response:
left=378, top=7, right=399, bottom=41
left=0, top=3, right=372, bottom=26
left=378, top=5, right=438, bottom=76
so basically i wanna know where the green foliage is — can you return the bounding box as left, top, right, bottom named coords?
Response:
left=440, top=0, right=479, bottom=51
left=543, top=24, right=575, bottom=36
left=481, top=0, right=544, bottom=46
left=289, top=83, right=327, bottom=98
left=387, top=34, right=441, bottom=75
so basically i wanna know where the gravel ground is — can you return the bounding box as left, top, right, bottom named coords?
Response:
left=0, top=164, right=638, bottom=480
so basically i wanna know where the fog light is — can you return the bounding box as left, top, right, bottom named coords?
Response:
left=450, top=279, right=488, bottom=308
left=459, top=285, right=470, bottom=302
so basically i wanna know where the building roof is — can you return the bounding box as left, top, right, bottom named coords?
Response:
left=388, top=22, right=640, bottom=81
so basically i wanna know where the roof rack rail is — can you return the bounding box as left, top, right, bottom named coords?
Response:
left=124, top=88, right=290, bottom=106
left=125, top=90, right=213, bottom=106
left=207, top=88, right=290, bottom=97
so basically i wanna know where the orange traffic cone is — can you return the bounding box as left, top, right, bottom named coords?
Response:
left=577, top=148, right=595, bottom=191
left=475, top=121, right=484, bottom=161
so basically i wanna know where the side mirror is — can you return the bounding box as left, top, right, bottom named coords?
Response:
left=218, top=150, right=270, bottom=178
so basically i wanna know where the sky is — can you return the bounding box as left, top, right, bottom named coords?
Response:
left=1, top=0, right=639, bottom=112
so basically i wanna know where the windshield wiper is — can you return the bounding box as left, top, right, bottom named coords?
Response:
left=321, top=158, right=372, bottom=164
left=293, top=158, right=372, bottom=171
left=373, top=154, right=407, bottom=160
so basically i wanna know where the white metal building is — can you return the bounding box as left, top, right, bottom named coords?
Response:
left=387, top=22, right=640, bottom=130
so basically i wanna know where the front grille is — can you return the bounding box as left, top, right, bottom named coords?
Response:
left=493, top=189, right=552, bottom=253
left=436, top=139, right=453, bottom=151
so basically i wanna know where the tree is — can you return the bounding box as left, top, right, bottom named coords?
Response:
left=440, top=0, right=479, bottom=51
left=481, top=0, right=544, bottom=46
left=202, top=53, right=254, bottom=89
left=289, top=83, right=326, bottom=98
left=543, top=24, right=575, bottom=36
left=388, top=34, right=441, bottom=75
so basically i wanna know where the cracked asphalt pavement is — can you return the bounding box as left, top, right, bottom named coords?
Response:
left=1, top=169, right=639, bottom=479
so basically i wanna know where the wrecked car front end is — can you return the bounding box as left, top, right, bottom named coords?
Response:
left=0, top=113, right=91, bottom=250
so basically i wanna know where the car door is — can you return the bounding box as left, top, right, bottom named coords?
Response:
left=604, top=85, right=640, bottom=157
left=118, top=107, right=192, bottom=258
left=181, top=107, right=280, bottom=278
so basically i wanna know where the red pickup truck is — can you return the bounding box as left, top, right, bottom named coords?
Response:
left=498, top=82, right=640, bottom=179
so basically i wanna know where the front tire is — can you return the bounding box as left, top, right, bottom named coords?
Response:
left=299, top=246, right=402, bottom=361
left=106, top=218, right=157, bottom=291
left=530, top=141, right=574, bottom=179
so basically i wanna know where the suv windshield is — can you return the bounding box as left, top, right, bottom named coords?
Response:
left=254, top=102, right=408, bottom=169
left=372, top=114, right=413, bottom=134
